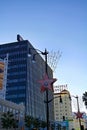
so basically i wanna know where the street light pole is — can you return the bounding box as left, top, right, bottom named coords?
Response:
left=42, top=49, right=49, bottom=130
left=76, top=96, right=82, bottom=130
left=73, top=96, right=82, bottom=130
left=29, top=47, right=57, bottom=130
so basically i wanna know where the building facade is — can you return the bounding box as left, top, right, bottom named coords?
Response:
left=0, top=35, right=54, bottom=121
left=54, top=89, right=73, bottom=130
left=0, top=98, right=25, bottom=129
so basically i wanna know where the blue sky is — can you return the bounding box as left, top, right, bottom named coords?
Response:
left=0, top=0, right=87, bottom=110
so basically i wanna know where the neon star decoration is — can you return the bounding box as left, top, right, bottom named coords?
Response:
left=74, top=111, right=84, bottom=119
left=38, top=73, right=57, bottom=92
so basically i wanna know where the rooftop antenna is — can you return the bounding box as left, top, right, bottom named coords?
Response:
left=17, top=34, right=24, bottom=42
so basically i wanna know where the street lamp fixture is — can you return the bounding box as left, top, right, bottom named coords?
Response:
left=44, top=95, right=63, bottom=104
left=28, top=47, right=57, bottom=130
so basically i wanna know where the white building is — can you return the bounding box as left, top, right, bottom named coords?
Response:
left=0, top=98, right=25, bottom=128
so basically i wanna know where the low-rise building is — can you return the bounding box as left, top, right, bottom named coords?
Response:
left=0, top=98, right=25, bottom=128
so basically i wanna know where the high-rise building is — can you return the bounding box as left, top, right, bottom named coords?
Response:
left=0, top=35, right=54, bottom=121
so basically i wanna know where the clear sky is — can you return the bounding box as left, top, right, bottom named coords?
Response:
left=0, top=0, right=87, bottom=111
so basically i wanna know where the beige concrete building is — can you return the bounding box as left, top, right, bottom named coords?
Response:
left=54, top=89, right=73, bottom=130
left=72, top=118, right=86, bottom=130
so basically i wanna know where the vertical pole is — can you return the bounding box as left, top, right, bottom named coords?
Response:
left=76, top=96, right=82, bottom=130
left=45, top=49, right=49, bottom=130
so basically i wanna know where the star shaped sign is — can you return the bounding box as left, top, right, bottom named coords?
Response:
left=74, top=111, right=84, bottom=119
left=38, top=73, right=57, bottom=92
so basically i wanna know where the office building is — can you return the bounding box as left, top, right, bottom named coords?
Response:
left=0, top=35, right=54, bottom=121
